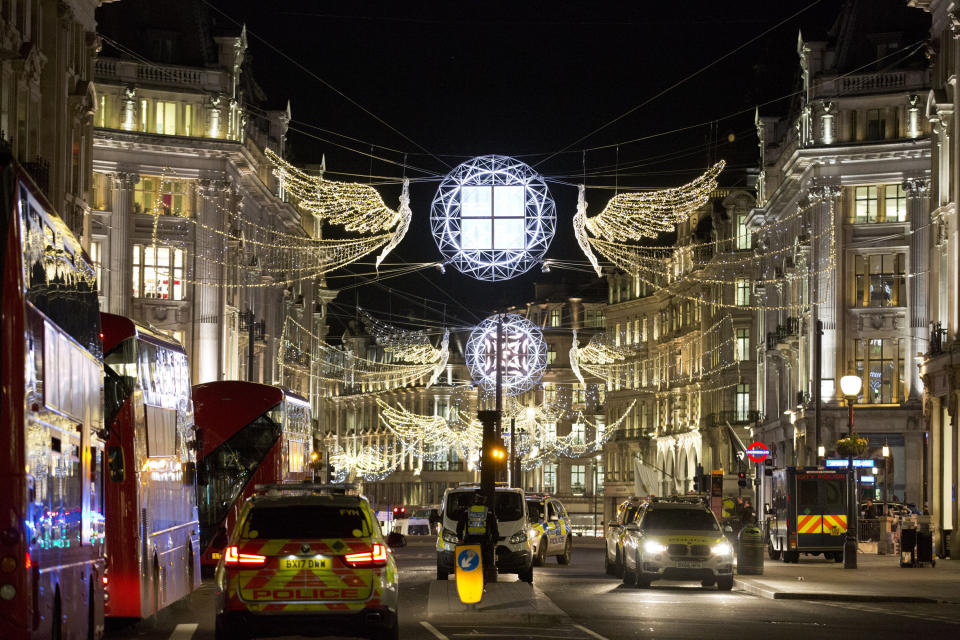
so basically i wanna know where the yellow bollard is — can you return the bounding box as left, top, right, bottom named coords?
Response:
left=454, top=544, right=484, bottom=604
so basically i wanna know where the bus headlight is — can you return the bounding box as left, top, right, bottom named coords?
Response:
left=711, top=541, right=733, bottom=556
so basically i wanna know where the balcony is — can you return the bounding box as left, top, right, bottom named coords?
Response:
left=929, top=322, right=946, bottom=357
left=614, top=429, right=645, bottom=442
left=811, top=69, right=928, bottom=99
left=703, top=410, right=761, bottom=429
left=766, top=317, right=800, bottom=351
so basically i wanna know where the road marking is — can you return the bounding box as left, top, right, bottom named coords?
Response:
left=573, top=623, right=610, bottom=640
left=168, top=623, right=198, bottom=640
left=421, top=621, right=451, bottom=640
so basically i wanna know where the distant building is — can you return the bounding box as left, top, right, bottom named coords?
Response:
left=89, top=0, right=332, bottom=400
left=752, top=0, right=930, bottom=503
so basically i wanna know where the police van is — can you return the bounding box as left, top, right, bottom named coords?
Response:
left=525, top=494, right=573, bottom=565
left=435, top=485, right=533, bottom=582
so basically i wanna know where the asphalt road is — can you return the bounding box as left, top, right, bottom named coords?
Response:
left=105, top=540, right=960, bottom=640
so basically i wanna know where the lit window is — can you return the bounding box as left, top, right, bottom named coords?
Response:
left=134, top=176, right=193, bottom=217
left=139, top=99, right=148, bottom=131
left=550, top=308, right=561, bottom=327
left=92, top=173, right=110, bottom=211
left=570, top=422, right=585, bottom=444
left=132, top=244, right=186, bottom=300
left=855, top=338, right=905, bottom=404
left=89, top=241, right=103, bottom=294
left=736, top=214, right=752, bottom=250
left=736, top=328, right=750, bottom=361
left=884, top=184, right=906, bottom=222
left=97, top=95, right=108, bottom=128
left=735, top=383, right=750, bottom=422
left=543, top=463, right=557, bottom=493
left=155, top=101, right=177, bottom=135
left=854, top=254, right=905, bottom=308
left=570, top=464, right=585, bottom=495
left=547, top=344, right=557, bottom=365
left=460, top=185, right=525, bottom=250
left=854, top=186, right=879, bottom=223
left=735, top=279, right=750, bottom=306
left=184, top=104, right=193, bottom=137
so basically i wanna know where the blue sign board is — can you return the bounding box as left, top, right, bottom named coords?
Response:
left=825, top=459, right=875, bottom=468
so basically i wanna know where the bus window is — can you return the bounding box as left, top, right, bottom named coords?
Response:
left=104, top=338, right=136, bottom=428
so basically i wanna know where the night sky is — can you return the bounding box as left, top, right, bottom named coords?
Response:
left=199, top=0, right=844, bottom=335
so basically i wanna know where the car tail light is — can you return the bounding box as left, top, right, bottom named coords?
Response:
left=343, top=543, right=387, bottom=568
left=224, top=546, right=267, bottom=566
left=24, top=552, right=30, bottom=571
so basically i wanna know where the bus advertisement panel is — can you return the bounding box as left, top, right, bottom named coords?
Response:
left=100, top=313, right=201, bottom=619
left=193, top=382, right=312, bottom=567
left=0, top=157, right=105, bottom=640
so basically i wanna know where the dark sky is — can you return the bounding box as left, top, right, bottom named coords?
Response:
left=198, top=0, right=845, bottom=335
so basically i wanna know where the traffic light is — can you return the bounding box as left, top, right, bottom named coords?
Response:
left=485, top=437, right=507, bottom=466
left=738, top=471, right=747, bottom=488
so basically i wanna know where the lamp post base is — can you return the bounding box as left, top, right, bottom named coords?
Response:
left=843, top=536, right=858, bottom=569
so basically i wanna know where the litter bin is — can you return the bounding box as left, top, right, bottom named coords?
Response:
left=738, top=525, right=764, bottom=575
left=900, top=527, right=917, bottom=567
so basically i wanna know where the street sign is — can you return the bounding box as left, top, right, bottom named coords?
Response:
left=454, top=544, right=483, bottom=604
left=745, top=442, right=770, bottom=463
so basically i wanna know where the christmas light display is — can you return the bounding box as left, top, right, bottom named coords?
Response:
left=466, top=313, right=547, bottom=395
left=575, top=162, right=725, bottom=276
left=360, top=309, right=445, bottom=364
left=431, top=155, right=556, bottom=281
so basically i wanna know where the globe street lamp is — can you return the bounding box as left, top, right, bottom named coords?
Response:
left=839, top=373, right=862, bottom=569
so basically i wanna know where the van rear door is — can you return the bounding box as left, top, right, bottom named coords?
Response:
left=795, top=472, right=847, bottom=549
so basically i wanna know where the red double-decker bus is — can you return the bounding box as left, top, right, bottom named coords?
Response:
left=0, top=157, right=106, bottom=639
left=100, top=313, right=201, bottom=620
left=193, top=382, right=312, bottom=566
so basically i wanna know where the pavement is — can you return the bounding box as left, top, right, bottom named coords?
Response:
left=734, top=552, right=960, bottom=603
left=426, top=580, right=570, bottom=624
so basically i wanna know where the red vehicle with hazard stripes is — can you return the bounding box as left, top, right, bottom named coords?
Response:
left=766, top=467, right=852, bottom=563
left=212, top=484, right=399, bottom=640
left=193, top=382, right=312, bottom=568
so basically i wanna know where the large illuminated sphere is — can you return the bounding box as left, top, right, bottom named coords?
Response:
left=466, top=314, right=546, bottom=396
left=431, top=155, right=556, bottom=281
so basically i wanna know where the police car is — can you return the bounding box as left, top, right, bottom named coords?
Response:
left=213, top=484, right=400, bottom=640
left=436, top=485, right=533, bottom=582
left=604, top=496, right=644, bottom=576
left=525, top=494, right=573, bottom=565
left=620, top=497, right=734, bottom=590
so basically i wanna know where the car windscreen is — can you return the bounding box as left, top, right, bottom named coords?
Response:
left=240, top=505, right=373, bottom=540
left=526, top=500, right=544, bottom=523
left=446, top=491, right=525, bottom=522
left=642, top=509, right=719, bottom=532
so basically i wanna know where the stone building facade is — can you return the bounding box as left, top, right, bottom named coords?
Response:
left=751, top=1, right=930, bottom=507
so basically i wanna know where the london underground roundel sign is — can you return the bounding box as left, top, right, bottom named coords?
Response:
left=745, top=442, right=770, bottom=463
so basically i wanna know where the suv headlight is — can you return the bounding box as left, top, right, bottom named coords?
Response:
left=643, top=541, right=666, bottom=555
left=711, top=541, right=733, bottom=556
left=442, top=529, right=459, bottom=544
left=509, top=531, right=526, bottom=544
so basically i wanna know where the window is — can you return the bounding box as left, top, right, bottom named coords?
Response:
left=596, top=463, right=604, bottom=492
left=736, top=328, right=750, bottom=361
left=155, top=100, right=177, bottom=135
left=884, top=185, right=906, bottom=222
left=134, top=176, right=193, bottom=217
left=97, top=94, right=108, bottom=128
left=854, top=254, right=905, bottom=307
left=543, top=463, right=557, bottom=494
left=854, top=186, right=879, bottom=222
left=855, top=338, right=905, bottom=404
left=866, top=109, right=885, bottom=140
left=184, top=104, right=193, bottom=137
left=139, top=99, right=148, bottom=132
left=543, top=382, right=557, bottom=406
left=550, top=308, right=561, bottom=327
left=132, top=244, right=186, bottom=300
left=736, top=214, right=752, bottom=250
left=735, top=279, right=750, bottom=306
left=89, top=240, right=102, bottom=293
left=92, top=173, right=110, bottom=211
left=735, top=383, right=750, bottom=421
left=570, top=422, right=585, bottom=444
left=641, top=316, right=648, bottom=342
left=547, top=343, right=557, bottom=365
left=460, top=185, right=525, bottom=250
left=570, top=464, right=585, bottom=495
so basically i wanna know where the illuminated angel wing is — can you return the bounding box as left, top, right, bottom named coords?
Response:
left=360, top=309, right=441, bottom=364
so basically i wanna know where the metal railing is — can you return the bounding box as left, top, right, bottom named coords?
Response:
left=703, top=410, right=760, bottom=428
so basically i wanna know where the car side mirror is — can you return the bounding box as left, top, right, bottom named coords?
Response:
left=724, top=525, right=734, bottom=533
left=387, top=532, right=406, bottom=548
left=211, top=526, right=228, bottom=551
left=549, top=515, right=559, bottom=522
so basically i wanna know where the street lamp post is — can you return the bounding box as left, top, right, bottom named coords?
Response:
left=882, top=440, right=890, bottom=516
left=593, top=454, right=601, bottom=537
left=839, top=373, right=863, bottom=570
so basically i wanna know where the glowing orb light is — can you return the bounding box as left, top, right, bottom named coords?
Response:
left=466, top=313, right=546, bottom=396
left=431, top=155, right=556, bottom=281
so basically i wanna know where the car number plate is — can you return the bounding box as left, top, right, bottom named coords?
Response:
left=283, top=557, right=330, bottom=570
left=676, top=560, right=701, bottom=569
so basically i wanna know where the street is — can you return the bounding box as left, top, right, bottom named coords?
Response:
left=105, top=540, right=960, bottom=640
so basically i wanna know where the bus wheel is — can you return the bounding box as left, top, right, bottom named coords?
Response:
left=52, top=590, right=62, bottom=640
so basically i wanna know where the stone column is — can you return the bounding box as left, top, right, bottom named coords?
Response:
left=193, top=180, right=229, bottom=383
left=107, top=172, right=138, bottom=316
left=808, top=179, right=842, bottom=401
left=905, top=178, right=930, bottom=401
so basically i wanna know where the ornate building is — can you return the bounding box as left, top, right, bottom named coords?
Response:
left=0, top=0, right=105, bottom=243
left=751, top=0, right=930, bottom=505
left=89, top=1, right=332, bottom=397
left=600, top=188, right=757, bottom=522
left=910, top=0, right=960, bottom=558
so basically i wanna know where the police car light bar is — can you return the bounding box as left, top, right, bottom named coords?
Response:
left=253, top=483, right=360, bottom=495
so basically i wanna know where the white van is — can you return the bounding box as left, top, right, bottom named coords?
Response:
left=435, top=486, right=533, bottom=582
